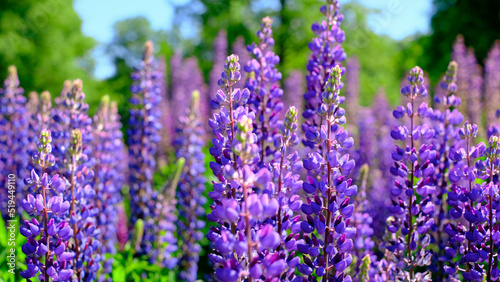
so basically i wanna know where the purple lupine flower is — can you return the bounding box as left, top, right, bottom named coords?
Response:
left=232, top=36, right=251, bottom=90
left=116, top=204, right=128, bottom=252
left=384, top=66, right=435, bottom=281
left=466, top=48, right=483, bottom=130
left=476, top=135, right=500, bottom=281
left=170, top=50, right=186, bottom=128
left=20, top=129, right=74, bottom=281
left=50, top=78, right=101, bottom=280
left=27, top=91, right=52, bottom=173
left=299, top=66, right=356, bottom=281
left=66, top=129, right=101, bottom=281
left=283, top=70, right=305, bottom=117
left=183, top=57, right=209, bottom=123
left=350, top=165, right=375, bottom=280
left=157, top=56, right=173, bottom=167
left=345, top=56, right=360, bottom=126
left=443, top=122, right=485, bottom=280
left=175, top=91, right=207, bottom=281
left=92, top=96, right=126, bottom=280
left=244, top=16, right=284, bottom=163
left=484, top=41, right=500, bottom=129
left=127, top=41, right=163, bottom=256
left=451, top=35, right=470, bottom=120
left=208, top=54, right=285, bottom=281
left=0, top=66, right=29, bottom=220
left=429, top=61, right=463, bottom=278
left=209, top=30, right=228, bottom=109
left=302, top=0, right=346, bottom=149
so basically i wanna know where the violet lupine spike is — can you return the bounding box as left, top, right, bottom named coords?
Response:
left=127, top=41, right=163, bottom=257
left=443, top=122, right=485, bottom=280
left=20, top=129, right=74, bottom=281
left=157, top=56, right=173, bottom=167
left=174, top=91, right=207, bottom=281
left=92, top=96, right=126, bottom=280
left=350, top=164, right=375, bottom=280
left=183, top=57, right=209, bottom=123
left=0, top=66, right=29, bottom=221
left=475, top=135, right=500, bottom=281
left=207, top=54, right=283, bottom=281
left=27, top=91, right=52, bottom=173
left=170, top=50, right=185, bottom=127
left=451, top=35, right=469, bottom=119
left=244, top=16, right=284, bottom=164
left=300, top=66, right=356, bottom=282
left=466, top=48, right=483, bottom=130
left=232, top=36, right=251, bottom=90
left=50, top=79, right=101, bottom=280
left=283, top=70, right=305, bottom=117
left=210, top=30, right=228, bottom=108
left=302, top=0, right=346, bottom=150
left=484, top=41, right=500, bottom=129
left=345, top=56, right=360, bottom=127
left=385, top=66, right=435, bottom=281
left=66, top=129, right=101, bottom=281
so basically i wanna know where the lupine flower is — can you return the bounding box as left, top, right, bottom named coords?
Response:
left=345, top=56, right=360, bottom=126
left=465, top=48, right=483, bottom=130
left=175, top=91, right=207, bottom=281
left=127, top=41, right=163, bottom=256
left=170, top=50, right=186, bottom=127
left=92, top=96, right=126, bottom=280
left=283, top=70, right=305, bottom=117
left=444, top=122, right=485, bottom=280
left=484, top=41, right=500, bottom=129
left=300, top=66, right=356, bottom=281
left=244, top=16, right=283, bottom=163
left=182, top=57, right=209, bottom=123
left=209, top=30, right=228, bottom=108
left=20, top=129, right=74, bottom=281
left=451, top=35, right=470, bottom=120
left=429, top=61, right=463, bottom=276
left=302, top=0, right=346, bottom=148
left=232, top=36, right=251, bottom=90
left=384, top=66, right=434, bottom=281
left=27, top=91, right=52, bottom=173
left=157, top=56, right=173, bottom=167
left=66, top=129, right=101, bottom=281
left=0, top=66, right=29, bottom=220
left=350, top=165, right=375, bottom=280
left=50, top=77, right=100, bottom=280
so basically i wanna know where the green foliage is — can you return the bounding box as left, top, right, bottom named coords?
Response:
left=359, top=254, right=371, bottom=282
left=412, top=0, right=500, bottom=85
left=0, top=0, right=103, bottom=107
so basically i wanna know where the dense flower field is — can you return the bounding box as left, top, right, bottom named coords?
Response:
left=1, top=0, right=500, bottom=281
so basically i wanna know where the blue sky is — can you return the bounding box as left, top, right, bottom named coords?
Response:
left=74, top=0, right=433, bottom=79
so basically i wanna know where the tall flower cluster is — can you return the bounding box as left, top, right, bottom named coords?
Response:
left=0, top=66, right=29, bottom=220
left=174, top=91, right=207, bottom=281
left=49, top=78, right=101, bottom=280
left=345, top=56, right=360, bottom=126
left=127, top=41, right=163, bottom=255
left=302, top=0, right=346, bottom=146
left=385, top=66, right=435, bottom=281
left=465, top=49, right=483, bottom=129
left=244, top=16, right=283, bottom=163
left=283, top=70, right=305, bottom=117
left=210, top=30, right=228, bottom=107
left=484, top=41, right=500, bottom=128
left=20, top=129, right=74, bottom=281
left=299, top=66, right=356, bottom=281
left=429, top=61, right=462, bottom=266
left=92, top=96, right=126, bottom=278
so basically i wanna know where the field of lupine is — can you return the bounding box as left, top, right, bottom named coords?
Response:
left=1, top=0, right=500, bottom=281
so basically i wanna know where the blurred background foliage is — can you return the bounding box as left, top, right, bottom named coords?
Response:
left=0, top=0, right=499, bottom=121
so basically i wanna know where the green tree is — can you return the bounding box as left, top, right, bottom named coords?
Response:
left=0, top=0, right=98, bottom=101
